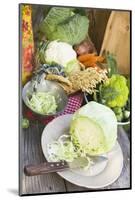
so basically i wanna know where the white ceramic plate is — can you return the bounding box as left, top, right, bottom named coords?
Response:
left=41, top=114, right=123, bottom=189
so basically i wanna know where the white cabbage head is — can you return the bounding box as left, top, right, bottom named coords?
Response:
left=70, top=101, right=117, bottom=155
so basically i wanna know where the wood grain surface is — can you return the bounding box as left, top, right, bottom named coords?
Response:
left=100, top=11, right=130, bottom=75
left=88, top=9, right=111, bottom=53
left=19, top=121, right=130, bottom=195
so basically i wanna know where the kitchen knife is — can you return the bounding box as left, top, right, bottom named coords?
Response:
left=24, top=156, right=108, bottom=176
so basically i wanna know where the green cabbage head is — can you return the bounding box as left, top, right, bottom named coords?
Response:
left=39, top=7, right=89, bottom=45
left=70, top=102, right=117, bottom=155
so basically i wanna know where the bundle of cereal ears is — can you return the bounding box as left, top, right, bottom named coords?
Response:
left=68, top=67, right=108, bottom=94
left=46, top=66, right=108, bottom=95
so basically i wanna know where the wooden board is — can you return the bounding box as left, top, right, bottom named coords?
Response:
left=88, top=9, right=111, bottom=53
left=20, top=121, right=130, bottom=195
left=100, top=11, right=130, bottom=75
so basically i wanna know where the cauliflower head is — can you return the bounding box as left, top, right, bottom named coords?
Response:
left=44, top=40, right=80, bottom=75
left=100, top=74, right=129, bottom=108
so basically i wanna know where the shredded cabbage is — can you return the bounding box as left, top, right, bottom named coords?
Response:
left=47, top=135, right=77, bottom=162
left=27, top=92, right=57, bottom=114
left=47, top=134, right=92, bottom=170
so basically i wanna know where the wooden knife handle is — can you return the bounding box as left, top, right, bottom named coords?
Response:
left=24, top=161, right=69, bottom=176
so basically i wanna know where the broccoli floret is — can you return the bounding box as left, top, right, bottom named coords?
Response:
left=22, top=118, right=29, bottom=129
left=123, top=110, right=130, bottom=119
left=116, top=112, right=123, bottom=122
left=100, top=74, right=129, bottom=108
left=113, top=107, right=122, bottom=114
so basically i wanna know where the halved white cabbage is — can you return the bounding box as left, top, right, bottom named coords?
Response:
left=70, top=101, right=117, bottom=155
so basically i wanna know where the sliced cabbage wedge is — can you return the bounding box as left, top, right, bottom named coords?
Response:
left=70, top=101, right=117, bottom=155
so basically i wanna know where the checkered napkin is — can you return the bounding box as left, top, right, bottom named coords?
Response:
left=24, top=92, right=83, bottom=125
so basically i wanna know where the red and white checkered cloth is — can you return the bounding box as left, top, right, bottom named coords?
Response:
left=24, top=92, right=83, bottom=125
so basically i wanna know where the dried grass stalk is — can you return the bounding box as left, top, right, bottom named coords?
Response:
left=69, top=68, right=108, bottom=94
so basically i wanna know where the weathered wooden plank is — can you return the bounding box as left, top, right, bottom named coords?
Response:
left=20, top=121, right=66, bottom=195
left=100, top=11, right=130, bottom=75
left=88, top=9, right=111, bottom=53
left=99, top=127, right=130, bottom=190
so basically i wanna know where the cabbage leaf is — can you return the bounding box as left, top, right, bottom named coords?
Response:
left=39, top=7, right=89, bottom=45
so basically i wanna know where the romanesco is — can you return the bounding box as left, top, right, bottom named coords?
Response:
left=100, top=74, right=129, bottom=108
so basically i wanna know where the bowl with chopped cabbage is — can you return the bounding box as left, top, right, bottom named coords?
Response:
left=22, top=80, right=68, bottom=117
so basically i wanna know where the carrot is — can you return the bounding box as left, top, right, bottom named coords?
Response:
left=83, top=60, right=97, bottom=67
left=78, top=54, right=104, bottom=64
left=78, top=53, right=96, bottom=62
left=82, top=56, right=104, bottom=67
left=96, top=56, right=105, bottom=63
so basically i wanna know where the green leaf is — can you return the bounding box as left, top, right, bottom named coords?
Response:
left=106, top=52, right=118, bottom=77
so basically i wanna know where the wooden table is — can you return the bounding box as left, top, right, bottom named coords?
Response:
left=20, top=121, right=130, bottom=195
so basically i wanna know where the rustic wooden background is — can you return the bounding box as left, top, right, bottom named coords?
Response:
left=88, top=9, right=130, bottom=75
left=88, top=9, right=111, bottom=53
left=100, top=11, right=130, bottom=75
